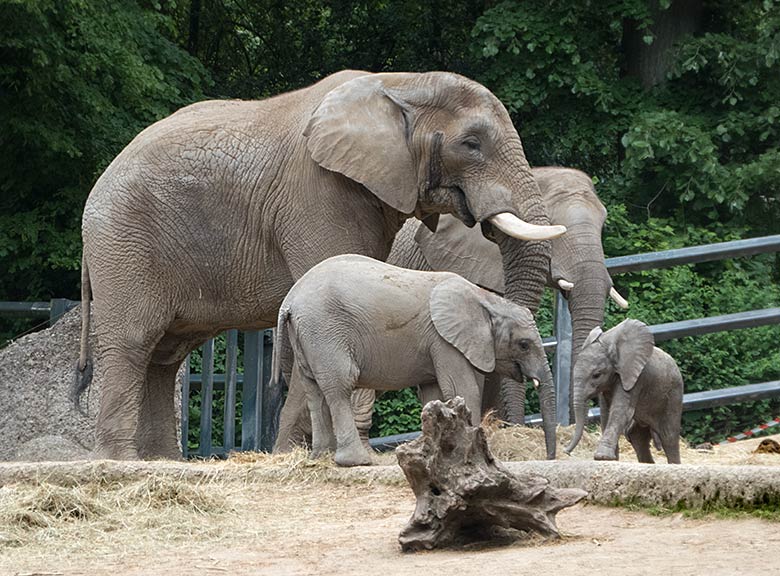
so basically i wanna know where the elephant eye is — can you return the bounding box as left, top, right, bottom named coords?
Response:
left=518, top=339, right=530, bottom=351
left=592, top=372, right=601, bottom=379
left=461, top=137, right=481, bottom=152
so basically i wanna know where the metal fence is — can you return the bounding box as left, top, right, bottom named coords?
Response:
left=180, top=329, right=275, bottom=458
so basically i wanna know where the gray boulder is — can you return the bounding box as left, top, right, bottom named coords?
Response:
left=0, top=306, right=183, bottom=461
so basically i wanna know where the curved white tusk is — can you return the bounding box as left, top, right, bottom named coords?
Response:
left=532, top=378, right=540, bottom=389
left=488, top=212, right=567, bottom=241
left=557, top=278, right=574, bottom=291
left=610, top=286, right=629, bottom=309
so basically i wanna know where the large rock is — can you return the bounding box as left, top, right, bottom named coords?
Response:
left=0, top=306, right=183, bottom=461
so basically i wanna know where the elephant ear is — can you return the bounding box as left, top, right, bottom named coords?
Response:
left=604, top=319, right=655, bottom=392
left=416, top=215, right=505, bottom=293
left=304, top=74, right=418, bottom=214
left=429, top=276, right=495, bottom=373
left=581, top=325, right=603, bottom=353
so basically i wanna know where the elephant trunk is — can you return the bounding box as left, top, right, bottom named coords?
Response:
left=538, top=373, right=557, bottom=459
left=498, top=376, right=526, bottom=424
left=495, top=164, right=553, bottom=314
left=565, top=382, right=590, bottom=454
left=567, top=272, right=610, bottom=374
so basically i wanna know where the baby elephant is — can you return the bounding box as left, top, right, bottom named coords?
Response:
left=565, top=319, right=683, bottom=463
left=272, top=254, right=555, bottom=467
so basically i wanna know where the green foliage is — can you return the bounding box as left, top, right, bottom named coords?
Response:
left=0, top=0, right=208, bottom=340
left=370, top=389, right=422, bottom=438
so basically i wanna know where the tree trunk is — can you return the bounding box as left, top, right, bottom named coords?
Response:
left=623, top=0, right=703, bottom=88
left=396, top=397, right=585, bottom=551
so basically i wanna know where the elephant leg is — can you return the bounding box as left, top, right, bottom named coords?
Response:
left=658, top=428, right=681, bottom=464
left=626, top=422, right=654, bottom=464
left=351, top=388, right=375, bottom=452
left=594, top=390, right=633, bottom=461
left=297, top=363, right=336, bottom=458
left=431, top=344, right=482, bottom=426
left=316, top=363, right=372, bottom=467
left=419, top=383, right=443, bottom=406
left=498, top=376, right=526, bottom=424
left=93, top=348, right=151, bottom=460
left=137, top=361, right=184, bottom=460
left=598, top=393, right=610, bottom=431
left=274, top=368, right=311, bottom=453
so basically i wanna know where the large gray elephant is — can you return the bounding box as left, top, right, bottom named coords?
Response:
left=564, top=319, right=683, bottom=463
left=273, top=254, right=553, bottom=466
left=273, top=167, right=625, bottom=454
left=76, top=70, right=565, bottom=460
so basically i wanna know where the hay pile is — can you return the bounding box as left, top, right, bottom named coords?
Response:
left=0, top=473, right=231, bottom=551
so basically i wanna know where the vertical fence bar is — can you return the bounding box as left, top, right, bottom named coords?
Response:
left=553, top=293, right=573, bottom=426
left=181, top=354, right=191, bottom=458
left=223, top=329, right=238, bottom=452
left=242, top=330, right=261, bottom=450
left=253, top=330, right=268, bottom=452
left=260, top=328, right=279, bottom=451
left=199, top=338, right=215, bottom=457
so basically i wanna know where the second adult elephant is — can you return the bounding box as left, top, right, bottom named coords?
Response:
left=396, top=167, right=629, bottom=424
left=76, top=70, right=565, bottom=459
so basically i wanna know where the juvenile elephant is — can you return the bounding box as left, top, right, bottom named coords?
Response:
left=564, top=319, right=683, bottom=464
left=272, top=254, right=555, bottom=467
left=76, top=70, right=565, bottom=459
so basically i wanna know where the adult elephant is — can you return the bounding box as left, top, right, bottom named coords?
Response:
left=76, top=70, right=565, bottom=460
left=274, top=167, right=624, bottom=457
left=392, top=167, right=628, bottom=424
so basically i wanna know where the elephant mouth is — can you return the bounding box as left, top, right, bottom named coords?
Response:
left=449, top=187, right=477, bottom=227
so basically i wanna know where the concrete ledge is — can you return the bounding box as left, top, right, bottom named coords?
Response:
left=1, top=459, right=779, bottom=511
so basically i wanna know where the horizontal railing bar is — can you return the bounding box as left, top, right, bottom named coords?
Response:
left=606, top=234, right=780, bottom=274
left=371, top=380, right=780, bottom=451
left=681, top=380, right=780, bottom=411
left=0, top=301, right=54, bottom=317
left=650, top=308, right=780, bottom=341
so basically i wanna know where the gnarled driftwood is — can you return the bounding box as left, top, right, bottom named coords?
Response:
left=396, top=397, right=586, bottom=551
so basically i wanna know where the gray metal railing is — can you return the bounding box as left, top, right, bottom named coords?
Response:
left=0, top=298, right=79, bottom=327
left=180, top=328, right=274, bottom=458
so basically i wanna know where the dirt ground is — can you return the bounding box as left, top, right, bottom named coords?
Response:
left=2, top=480, right=778, bottom=576
left=2, top=433, right=780, bottom=576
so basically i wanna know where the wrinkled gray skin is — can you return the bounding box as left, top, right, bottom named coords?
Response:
left=274, top=167, right=617, bottom=456
left=273, top=255, right=554, bottom=467
left=77, top=70, right=563, bottom=460
left=564, top=319, right=683, bottom=463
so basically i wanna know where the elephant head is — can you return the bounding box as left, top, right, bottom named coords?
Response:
left=565, top=319, right=655, bottom=454
left=304, top=72, right=565, bottom=307
left=429, top=277, right=557, bottom=458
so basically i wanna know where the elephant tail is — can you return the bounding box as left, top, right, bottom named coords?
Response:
left=269, top=305, right=291, bottom=395
left=72, top=253, right=93, bottom=414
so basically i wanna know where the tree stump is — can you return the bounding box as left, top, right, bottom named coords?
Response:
left=396, top=397, right=586, bottom=552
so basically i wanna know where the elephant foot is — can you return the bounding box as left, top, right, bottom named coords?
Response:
left=334, top=443, right=373, bottom=467
left=593, top=444, right=618, bottom=461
